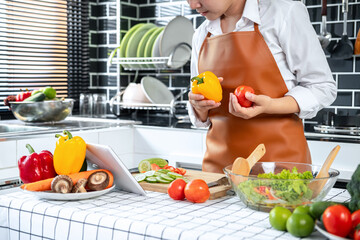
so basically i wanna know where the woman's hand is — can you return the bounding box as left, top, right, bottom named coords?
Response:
left=189, top=77, right=223, bottom=122
left=229, top=92, right=272, bottom=119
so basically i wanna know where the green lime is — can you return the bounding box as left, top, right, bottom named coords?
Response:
left=155, top=176, right=171, bottom=183
left=269, top=206, right=292, bottom=231
left=167, top=172, right=183, bottom=179
left=138, top=160, right=151, bottom=172
left=42, top=87, right=56, bottom=99
left=159, top=173, right=173, bottom=182
left=144, top=170, right=156, bottom=177
left=140, top=158, right=168, bottom=168
left=134, top=174, right=146, bottom=182
left=145, top=177, right=158, bottom=183
left=293, top=205, right=310, bottom=215
left=286, top=213, right=315, bottom=237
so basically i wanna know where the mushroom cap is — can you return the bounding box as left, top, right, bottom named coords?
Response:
left=87, top=171, right=109, bottom=191
left=51, top=175, right=73, bottom=193
left=72, top=178, right=88, bottom=193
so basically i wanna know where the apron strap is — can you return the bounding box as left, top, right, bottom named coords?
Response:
left=254, top=23, right=260, bottom=33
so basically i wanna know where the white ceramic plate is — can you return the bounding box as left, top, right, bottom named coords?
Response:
left=315, top=221, right=350, bottom=240
left=151, top=31, right=164, bottom=68
left=144, top=27, right=164, bottom=68
left=159, top=16, right=194, bottom=68
left=141, top=76, right=174, bottom=104
left=22, top=185, right=115, bottom=201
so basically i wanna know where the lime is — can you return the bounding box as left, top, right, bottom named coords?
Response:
left=140, top=158, right=168, bottom=168
left=145, top=177, right=158, bottom=183
left=293, top=205, right=310, bottom=215
left=134, top=174, right=146, bottom=182
left=286, top=213, right=315, bottom=237
left=159, top=173, right=173, bottom=182
left=138, top=160, right=151, bottom=172
left=156, top=176, right=171, bottom=183
left=144, top=170, right=156, bottom=177
left=167, top=172, right=183, bottom=179
left=269, top=206, right=292, bottom=231
left=42, top=87, right=56, bottom=99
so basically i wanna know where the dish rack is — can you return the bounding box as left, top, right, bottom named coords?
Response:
left=109, top=88, right=188, bottom=117
left=108, top=42, right=191, bottom=71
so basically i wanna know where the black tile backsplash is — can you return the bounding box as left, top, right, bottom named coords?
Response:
left=89, top=0, right=360, bottom=118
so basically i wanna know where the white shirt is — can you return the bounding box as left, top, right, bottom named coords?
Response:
left=188, top=0, right=337, bottom=128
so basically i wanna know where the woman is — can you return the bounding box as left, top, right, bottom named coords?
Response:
left=187, top=0, right=337, bottom=173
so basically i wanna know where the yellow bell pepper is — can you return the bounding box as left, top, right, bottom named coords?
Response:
left=191, top=71, right=223, bottom=102
left=53, top=130, right=86, bottom=175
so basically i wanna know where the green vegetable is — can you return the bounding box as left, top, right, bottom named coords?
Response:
left=42, top=87, right=56, bottom=99
left=346, top=164, right=360, bottom=212
left=24, top=92, right=46, bottom=102
left=309, top=201, right=337, bottom=220
left=239, top=167, right=314, bottom=205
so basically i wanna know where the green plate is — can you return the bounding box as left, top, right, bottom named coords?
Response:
left=144, top=27, right=164, bottom=68
left=119, top=23, right=145, bottom=69
left=125, top=23, right=156, bottom=69
left=137, top=27, right=158, bottom=58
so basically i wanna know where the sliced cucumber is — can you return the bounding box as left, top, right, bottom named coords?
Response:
left=144, top=170, right=156, bottom=177
left=159, top=173, right=174, bottom=182
left=158, top=169, right=170, bottom=174
left=134, top=174, right=146, bottom=182
left=167, top=172, right=183, bottom=179
left=156, top=176, right=171, bottom=183
left=145, top=177, right=158, bottom=183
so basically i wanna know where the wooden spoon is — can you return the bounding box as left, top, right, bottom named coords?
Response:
left=310, top=145, right=341, bottom=198
left=232, top=143, right=266, bottom=176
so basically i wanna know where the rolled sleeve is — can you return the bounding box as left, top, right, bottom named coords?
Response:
left=187, top=101, right=211, bottom=128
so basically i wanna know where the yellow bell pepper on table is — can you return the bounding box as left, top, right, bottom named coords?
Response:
left=191, top=71, right=223, bottom=103
left=53, top=130, right=86, bottom=175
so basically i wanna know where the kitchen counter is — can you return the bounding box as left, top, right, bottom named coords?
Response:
left=0, top=187, right=350, bottom=240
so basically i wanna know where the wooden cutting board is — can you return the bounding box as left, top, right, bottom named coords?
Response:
left=133, top=170, right=231, bottom=200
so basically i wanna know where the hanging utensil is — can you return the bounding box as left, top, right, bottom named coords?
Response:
left=318, top=0, right=331, bottom=49
left=355, top=28, right=360, bottom=55
left=331, top=0, right=353, bottom=59
left=309, top=145, right=340, bottom=198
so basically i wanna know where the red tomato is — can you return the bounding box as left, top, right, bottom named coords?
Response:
left=151, top=163, right=160, bottom=171
left=184, top=179, right=210, bottom=203
left=234, top=85, right=254, bottom=107
left=167, top=178, right=187, bottom=200
left=323, top=205, right=352, bottom=237
left=352, top=209, right=360, bottom=228
left=16, top=91, right=32, bottom=102
left=354, top=228, right=360, bottom=240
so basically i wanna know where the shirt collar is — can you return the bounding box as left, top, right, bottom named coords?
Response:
left=206, top=0, right=262, bottom=34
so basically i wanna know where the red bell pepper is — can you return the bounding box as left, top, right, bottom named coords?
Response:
left=18, top=144, right=57, bottom=183
left=16, top=90, right=32, bottom=102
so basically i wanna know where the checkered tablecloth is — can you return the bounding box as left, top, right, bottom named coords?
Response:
left=0, top=188, right=350, bottom=240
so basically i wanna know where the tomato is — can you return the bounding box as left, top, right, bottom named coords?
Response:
left=167, top=178, right=187, bottom=200
left=151, top=163, right=161, bottom=171
left=16, top=91, right=32, bottom=102
left=184, top=179, right=210, bottom=203
left=234, top=85, right=254, bottom=107
left=352, top=209, right=360, bottom=228
left=286, top=213, right=315, bottom=237
left=354, top=228, right=360, bottom=240
left=269, top=206, right=292, bottom=231
left=293, top=205, right=310, bottom=215
left=323, top=205, right=352, bottom=237
left=174, top=168, right=187, bottom=176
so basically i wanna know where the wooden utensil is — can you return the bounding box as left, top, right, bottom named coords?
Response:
left=232, top=143, right=266, bottom=176
left=355, top=28, right=360, bottom=55
left=310, top=145, right=341, bottom=198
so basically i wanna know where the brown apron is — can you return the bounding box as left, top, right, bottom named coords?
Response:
left=198, top=23, right=311, bottom=173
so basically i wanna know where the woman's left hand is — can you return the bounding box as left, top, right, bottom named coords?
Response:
left=229, top=92, right=272, bottom=119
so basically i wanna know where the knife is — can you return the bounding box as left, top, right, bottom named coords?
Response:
left=207, top=176, right=230, bottom=188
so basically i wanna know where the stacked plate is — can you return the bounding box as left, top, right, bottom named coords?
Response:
left=118, top=16, right=194, bottom=70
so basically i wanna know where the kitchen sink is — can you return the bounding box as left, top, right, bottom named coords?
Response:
left=0, top=124, right=48, bottom=133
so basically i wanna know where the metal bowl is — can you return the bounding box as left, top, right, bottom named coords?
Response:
left=9, top=99, right=74, bottom=123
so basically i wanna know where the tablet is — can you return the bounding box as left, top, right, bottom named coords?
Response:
left=86, top=143, right=146, bottom=196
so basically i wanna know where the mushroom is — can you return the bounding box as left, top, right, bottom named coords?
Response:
left=51, top=175, right=73, bottom=193
left=71, top=178, right=87, bottom=193
left=87, top=171, right=109, bottom=191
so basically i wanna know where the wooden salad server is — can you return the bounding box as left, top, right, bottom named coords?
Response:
left=232, top=143, right=266, bottom=176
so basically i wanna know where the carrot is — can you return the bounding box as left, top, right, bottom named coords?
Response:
left=21, top=169, right=114, bottom=192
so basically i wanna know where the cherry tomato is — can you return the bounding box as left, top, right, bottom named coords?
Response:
left=184, top=179, right=210, bottom=203
left=234, top=85, right=254, bottom=107
left=323, top=205, right=352, bottom=237
left=167, top=178, right=187, bottom=200
left=352, top=209, right=360, bottom=228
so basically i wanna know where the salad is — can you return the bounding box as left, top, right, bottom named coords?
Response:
left=238, top=167, right=314, bottom=206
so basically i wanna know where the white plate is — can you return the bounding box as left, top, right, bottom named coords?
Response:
left=22, top=185, right=115, bottom=201
left=315, top=221, right=350, bottom=240
left=141, top=76, right=174, bottom=104
left=151, top=31, right=165, bottom=68
left=159, top=16, right=194, bottom=68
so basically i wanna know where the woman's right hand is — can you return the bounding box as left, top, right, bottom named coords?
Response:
left=188, top=91, right=221, bottom=122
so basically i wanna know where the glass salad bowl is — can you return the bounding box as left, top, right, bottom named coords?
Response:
left=223, top=162, right=340, bottom=212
